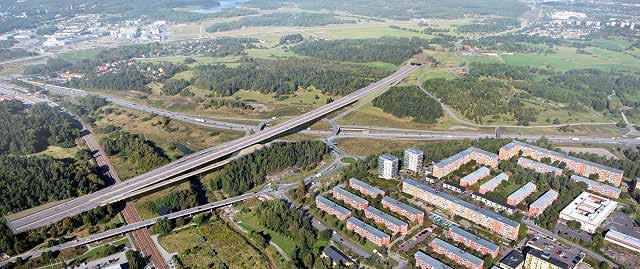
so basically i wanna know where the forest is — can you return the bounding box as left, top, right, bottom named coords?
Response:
left=457, top=18, right=520, bottom=33
left=203, top=99, right=254, bottom=110
left=102, top=131, right=170, bottom=176
left=208, top=141, right=327, bottom=196
left=372, top=86, right=444, bottom=123
left=280, top=33, right=304, bottom=45
left=68, top=62, right=187, bottom=93
left=206, top=12, right=352, bottom=32
left=423, top=78, right=537, bottom=125
left=162, top=79, right=191, bottom=96
left=291, top=37, right=428, bottom=65
left=0, top=155, right=105, bottom=216
left=192, top=57, right=389, bottom=96
left=255, top=200, right=320, bottom=268
left=0, top=101, right=80, bottom=155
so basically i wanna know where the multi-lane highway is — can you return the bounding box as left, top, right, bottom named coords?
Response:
left=8, top=65, right=420, bottom=233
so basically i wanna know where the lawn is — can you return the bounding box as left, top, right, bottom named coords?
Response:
left=236, top=211, right=298, bottom=256
left=336, top=138, right=423, bottom=157
left=160, top=219, right=268, bottom=268
left=32, top=145, right=80, bottom=159
left=58, top=48, right=104, bottom=61
left=501, top=46, right=640, bottom=71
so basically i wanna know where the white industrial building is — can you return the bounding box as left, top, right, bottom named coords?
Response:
left=559, top=192, right=617, bottom=233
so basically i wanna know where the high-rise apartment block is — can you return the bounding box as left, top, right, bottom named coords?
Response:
left=378, top=153, right=399, bottom=179
left=404, top=147, right=424, bottom=173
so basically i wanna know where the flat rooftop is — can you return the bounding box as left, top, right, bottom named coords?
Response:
left=349, top=178, right=385, bottom=196
left=449, top=226, right=499, bottom=253
left=415, top=251, right=451, bottom=269
left=571, top=175, right=621, bottom=196
left=525, top=236, right=583, bottom=269
left=347, top=217, right=389, bottom=239
left=559, top=192, right=617, bottom=226
left=406, top=147, right=424, bottom=155
left=380, top=153, right=399, bottom=161
left=507, top=182, right=537, bottom=202
left=382, top=196, right=423, bottom=216
left=432, top=238, right=483, bottom=267
left=461, top=167, right=490, bottom=183
left=333, top=186, right=368, bottom=205
left=479, top=173, right=509, bottom=191
left=365, top=206, right=407, bottom=228
left=435, top=147, right=497, bottom=168
left=518, top=157, right=563, bottom=174
left=530, top=189, right=558, bottom=209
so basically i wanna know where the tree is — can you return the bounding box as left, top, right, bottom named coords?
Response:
left=126, top=251, right=146, bottom=269
left=152, top=218, right=175, bottom=236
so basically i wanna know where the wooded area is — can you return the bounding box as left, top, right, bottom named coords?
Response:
left=192, top=57, right=389, bottom=96
left=372, top=86, right=443, bottom=123
left=102, top=131, right=170, bottom=176
left=0, top=101, right=80, bottom=155
left=206, top=12, right=352, bottom=32
left=292, top=37, right=428, bottom=65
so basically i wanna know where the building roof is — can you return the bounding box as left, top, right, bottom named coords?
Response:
left=432, top=238, right=484, bottom=266
left=505, top=140, right=622, bottom=175
left=499, top=250, right=525, bottom=269
left=349, top=178, right=385, bottom=196
left=507, top=182, right=537, bottom=202
left=382, top=196, right=423, bottom=216
left=606, top=229, right=640, bottom=248
left=347, top=217, right=390, bottom=239
left=480, top=173, right=509, bottom=191
left=406, top=147, right=424, bottom=155
left=525, top=248, right=569, bottom=269
left=316, top=196, right=351, bottom=216
left=365, top=206, right=408, bottom=228
left=404, top=179, right=520, bottom=229
left=472, top=192, right=517, bottom=209
left=518, top=157, right=563, bottom=174
left=322, top=245, right=351, bottom=265
left=461, top=167, right=490, bottom=183
left=333, top=186, right=368, bottom=205
left=449, top=226, right=499, bottom=253
left=415, top=251, right=452, bottom=269
left=435, top=147, right=498, bottom=168
left=530, top=190, right=559, bottom=209
left=380, top=153, right=399, bottom=161
left=571, top=175, right=621, bottom=196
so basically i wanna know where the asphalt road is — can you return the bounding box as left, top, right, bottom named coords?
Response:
left=9, top=65, right=419, bottom=233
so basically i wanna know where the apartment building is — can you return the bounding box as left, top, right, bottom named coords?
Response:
left=332, top=186, right=369, bottom=210
left=381, top=196, right=424, bottom=224
left=517, top=158, right=562, bottom=176
left=507, top=182, right=537, bottom=206
left=364, top=206, right=409, bottom=235
left=448, top=226, right=500, bottom=258
left=604, top=229, right=640, bottom=253
left=346, top=217, right=390, bottom=247
left=471, top=192, right=516, bottom=215
left=316, top=196, right=352, bottom=221
left=528, top=190, right=558, bottom=217
left=404, top=147, right=424, bottom=173
left=500, top=141, right=623, bottom=186
left=479, top=173, right=508, bottom=194
left=571, top=175, right=621, bottom=199
left=349, top=178, right=385, bottom=199
left=460, top=167, right=491, bottom=187
left=433, top=147, right=499, bottom=178
left=431, top=238, right=484, bottom=269
left=403, top=179, right=520, bottom=241
left=415, top=251, right=452, bottom=269
left=378, top=153, right=400, bottom=179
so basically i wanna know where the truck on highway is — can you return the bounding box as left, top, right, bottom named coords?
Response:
left=571, top=137, right=580, bottom=141
left=194, top=118, right=207, bottom=123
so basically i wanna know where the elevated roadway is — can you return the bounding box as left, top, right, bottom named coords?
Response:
left=8, top=65, right=419, bottom=233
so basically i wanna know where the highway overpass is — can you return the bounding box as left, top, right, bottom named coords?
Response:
left=8, top=65, right=420, bottom=233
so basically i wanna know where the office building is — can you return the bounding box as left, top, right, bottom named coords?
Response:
left=316, top=196, right=352, bottom=221
left=559, top=192, right=617, bottom=233
left=433, top=147, right=499, bottom=178
left=332, top=186, right=369, bottom=210
left=403, top=179, right=520, bottom=241
left=431, top=238, right=484, bottom=269
left=404, top=147, right=424, bottom=173
left=460, top=167, right=490, bottom=187
left=448, top=226, right=500, bottom=258
left=381, top=196, right=424, bottom=224
left=507, top=182, right=537, bottom=206
left=479, top=173, right=509, bottom=194
left=364, top=206, right=408, bottom=235
left=349, top=178, right=385, bottom=198
left=500, top=141, right=623, bottom=186
left=571, top=175, right=621, bottom=199
left=378, top=153, right=400, bottom=179
left=517, top=158, right=562, bottom=176
left=415, top=251, right=452, bottom=269
left=346, top=217, right=390, bottom=247
left=528, top=190, right=558, bottom=217
left=498, top=250, right=524, bottom=269
left=604, top=229, right=640, bottom=253
left=471, top=192, right=516, bottom=215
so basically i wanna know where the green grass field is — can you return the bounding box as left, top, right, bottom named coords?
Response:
left=501, top=46, right=640, bottom=71
left=236, top=211, right=298, bottom=256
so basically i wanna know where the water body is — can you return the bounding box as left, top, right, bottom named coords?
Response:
left=189, top=0, right=248, bottom=14
left=175, top=144, right=195, bottom=155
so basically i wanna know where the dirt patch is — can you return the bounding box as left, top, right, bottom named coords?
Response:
left=559, top=147, right=618, bottom=159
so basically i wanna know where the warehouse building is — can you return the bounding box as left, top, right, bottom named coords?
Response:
left=528, top=190, right=558, bottom=217
left=500, top=141, right=623, bottom=186
left=381, top=196, right=424, bottom=224
left=346, top=217, right=390, bottom=247
left=403, top=179, right=520, bottom=241
left=431, top=238, right=484, bottom=269
left=433, top=147, right=499, bottom=178
left=448, top=226, right=500, bottom=258
left=316, top=196, right=352, bottom=221
left=349, top=178, right=385, bottom=198
left=364, top=206, right=408, bottom=235
left=333, top=186, right=369, bottom=210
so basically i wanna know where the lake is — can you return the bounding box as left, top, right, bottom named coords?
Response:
left=189, top=0, right=248, bottom=14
